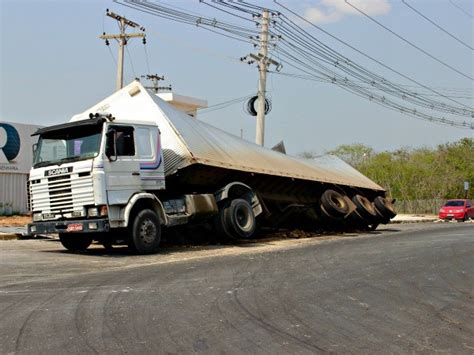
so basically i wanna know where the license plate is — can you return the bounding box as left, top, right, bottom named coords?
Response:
left=447, top=214, right=454, bottom=217
left=67, top=223, right=83, bottom=232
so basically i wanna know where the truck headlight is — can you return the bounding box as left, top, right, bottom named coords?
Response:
left=33, top=213, right=42, bottom=222
left=87, top=207, right=99, bottom=217
left=100, top=205, right=108, bottom=216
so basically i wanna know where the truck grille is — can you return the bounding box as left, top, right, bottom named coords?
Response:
left=30, top=172, right=94, bottom=214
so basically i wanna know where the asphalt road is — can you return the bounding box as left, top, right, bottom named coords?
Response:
left=1, top=223, right=473, bottom=354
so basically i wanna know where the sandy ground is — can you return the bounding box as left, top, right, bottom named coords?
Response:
left=0, top=215, right=31, bottom=227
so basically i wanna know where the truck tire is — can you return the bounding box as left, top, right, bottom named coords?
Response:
left=128, top=209, right=161, bottom=254
left=320, top=190, right=349, bottom=218
left=352, top=194, right=377, bottom=222
left=374, top=196, right=396, bottom=219
left=220, top=199, right=256, bottom=239
left=59, top=233, right=93, bottom=252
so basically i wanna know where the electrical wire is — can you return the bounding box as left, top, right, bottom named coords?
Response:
left=449, top=0, right=474, bottom=19
left=143, top=41, right=151, bottom=74
left=196, top=94, right=254, bottom=115
left=212, top=1, right=473, bottom=128
left=344, top=0, right=474, bottom=80
left=103, top=12, right=117, bottom=65
left=125, top=45, right=137, bottom=80
left=115, top=0, right=473, bottom=129
left=401, top=0, right=473, bottom=51
left=273, top=1, right=473, bottom=111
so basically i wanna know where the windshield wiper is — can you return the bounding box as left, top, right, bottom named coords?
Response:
left=34, top=161, right=56, bottom=168
left=56, top=156, right=83, bottom=165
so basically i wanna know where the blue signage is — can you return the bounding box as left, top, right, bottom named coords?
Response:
left=0, top=123, right=21, bottom=162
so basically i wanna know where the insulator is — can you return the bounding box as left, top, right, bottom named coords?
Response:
left=105, top=39, right=110, bottom=46
left=142, top=38, right=146, bottom=45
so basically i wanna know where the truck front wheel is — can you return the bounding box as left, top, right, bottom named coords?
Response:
left=129, top=209, right=161, bottom=254
left=59, top=233, right=93, bottom=252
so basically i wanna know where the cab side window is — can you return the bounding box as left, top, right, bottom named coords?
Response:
left=136, top=127, right=153, bottom=159
left=107, top=126, right=135, bottom=156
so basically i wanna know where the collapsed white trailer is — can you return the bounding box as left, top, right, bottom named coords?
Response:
left=27, top=81, right=395, bottom=254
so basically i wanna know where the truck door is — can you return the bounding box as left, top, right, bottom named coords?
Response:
left=103, top=125, right=141, bottom=205
left=135, top=126, right=165, bottom=190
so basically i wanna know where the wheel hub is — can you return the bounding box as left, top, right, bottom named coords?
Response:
left=139, top=219, right=156, bottom=244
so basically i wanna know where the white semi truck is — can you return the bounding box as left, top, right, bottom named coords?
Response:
left=27, top=81, right=396, bottom=254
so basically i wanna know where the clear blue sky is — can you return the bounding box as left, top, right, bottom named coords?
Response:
left=1, top=0, right=473, bottom=155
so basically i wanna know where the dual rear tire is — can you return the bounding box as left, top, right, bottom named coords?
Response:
left=215, top=198, right=257, bottom=240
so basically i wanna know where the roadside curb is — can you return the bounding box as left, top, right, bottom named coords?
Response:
left=390, top=219, right=438, bottom=224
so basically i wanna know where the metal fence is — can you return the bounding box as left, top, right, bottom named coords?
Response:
left=0, top=173, right=29, bottom=215
left=395, top=199, right=445, bottom=215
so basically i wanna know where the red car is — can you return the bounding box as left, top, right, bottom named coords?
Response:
left=438, top=199, right=474, bottom=221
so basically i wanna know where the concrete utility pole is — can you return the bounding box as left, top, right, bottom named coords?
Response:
left=242, top=10, right=281, bottom=146
left=100, top=10, right=145, bottom=91
left=256, top=9, right=270, bottom=147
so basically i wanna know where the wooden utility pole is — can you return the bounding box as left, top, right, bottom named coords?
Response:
left=141, top=74, right=171, bottom=93
left=100, top=10, right=145, bottom=91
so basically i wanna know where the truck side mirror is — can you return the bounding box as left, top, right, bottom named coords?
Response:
left=105, top=130, right=117, bottom=162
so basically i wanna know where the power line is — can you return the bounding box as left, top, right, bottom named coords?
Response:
left=211, top=1, right=473, bottom=128
left=271, top=70, right=473, bottom=99
left=143, top=39, right=151, bottom=74
left=116, top=0, right=473, bottom=129
left=273, top=22, right=470, bottom=115
left=125, top=45, right=137, bottom=79
left=401, top=0, right=473, bottom=51
left=196, top=94, right=254, bottom=115
left=344, top=0, right=473, bottom=81
left=274, top=0, right=472, bottom=112
left=449, top=0, right=474, bottom=19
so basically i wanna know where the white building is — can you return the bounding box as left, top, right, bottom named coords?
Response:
left=0, top=122, right=42, bottom=214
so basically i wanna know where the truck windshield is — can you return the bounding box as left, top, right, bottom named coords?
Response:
left=33, top=127, right=102, bottom=168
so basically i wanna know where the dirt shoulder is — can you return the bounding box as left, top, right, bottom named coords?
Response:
left=0, top=215, right=31, bottom=227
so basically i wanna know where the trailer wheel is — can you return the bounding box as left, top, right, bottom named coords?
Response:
left=320, top=190, right=349, bottom=218
left=374, top=196, right=396, bottom=219
left=352, top=194, right=377, bottom=222
left=59, top=233, right=93, bottom=252
left=220, top=199, right=256, bottom=239
left=367, top=223, right=379, bottom=231
left=128, top=209, right=161, bottom=254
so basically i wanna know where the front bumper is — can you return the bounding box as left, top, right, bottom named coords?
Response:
left=28, top=218, right=110, bottom=235
left=439, top=213, right=465, bottom=220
